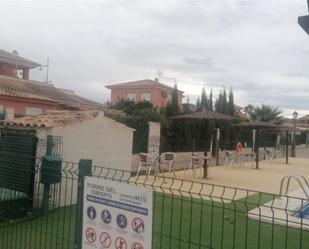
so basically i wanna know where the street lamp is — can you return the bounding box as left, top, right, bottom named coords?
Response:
left=291, top=111, right=298, bottom=157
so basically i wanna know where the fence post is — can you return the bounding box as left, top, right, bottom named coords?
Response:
left=74, top=159, right=92, bottom=249
left=42, top=135, right=54, bottom=213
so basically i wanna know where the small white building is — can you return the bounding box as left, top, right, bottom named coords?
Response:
left=2, top=110, right=134, bottom=171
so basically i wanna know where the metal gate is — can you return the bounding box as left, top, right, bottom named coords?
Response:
left=0, top=128, right=38, bottom=218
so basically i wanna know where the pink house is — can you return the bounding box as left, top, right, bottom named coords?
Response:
left=105, top=79, right=184, bottom=108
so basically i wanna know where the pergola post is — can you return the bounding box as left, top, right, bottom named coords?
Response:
left=255, top=128, right=260, bottom=169
left=215, top=128, right=220, bottom=166
left=252, top=129, right=256, bottom=153
left=203, top=121, right=208, bottom=179
left=285, top=130, right=289, bottom=164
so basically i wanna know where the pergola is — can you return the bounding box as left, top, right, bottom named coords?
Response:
left=232, top=121, right=290, bottom=169
left=171, top=110, right=234, bottom=178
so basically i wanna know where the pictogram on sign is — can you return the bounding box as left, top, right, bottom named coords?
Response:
left=116, top=214, right=127, bottom=229
left=131, top=242, right=143, bottom=249
left=115, top=236, right=127, bottom=249
left=99, top=232, right=111, bottom=248
left=132, top=217, right=144, bottom=234
left=86, top=206, right=96, bottom=220
left=85, top=227, right=96, bottom=243
left=101, top=210, right=112, bottom=224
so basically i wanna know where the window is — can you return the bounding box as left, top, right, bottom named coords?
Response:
left=127, top=93, right=136, bottom=101
left=26, top=107, right=42, bottom=116
left=141, top=92, right=151, bottom=102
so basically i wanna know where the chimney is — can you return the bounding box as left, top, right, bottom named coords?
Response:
left=5, top=108, right=14, bottom=120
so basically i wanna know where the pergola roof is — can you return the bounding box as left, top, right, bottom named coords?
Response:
left=171, top=111, right=234, bottom=121
left=232, top=121, right=279, bottom=129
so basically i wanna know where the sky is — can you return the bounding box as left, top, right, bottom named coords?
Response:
left=0, top=0, right=308, bottom=117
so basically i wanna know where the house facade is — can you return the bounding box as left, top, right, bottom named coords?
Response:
left=2, top=110, right=134, bottom=171
left=105, top=79, right=184, bottom=108
left=1, top=110, right=134, bottom=207
left=0, top=49, right=104, bottom=117
left=0, top=49, right=40, bottom=80
left=298, top=115, right=309, bottom=125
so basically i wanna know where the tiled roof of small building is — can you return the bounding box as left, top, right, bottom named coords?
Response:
left=1, top=110, right=100, bottom=128
left=105, top=79, right=184, bottom=93
left=0, top=75, right=104, bottom=109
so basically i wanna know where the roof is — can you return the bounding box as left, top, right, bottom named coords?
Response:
left=0, top=74, right=104, bottom=109
left=1, top=110, right=100, bottom=128
left=234, top=104, right=244, bottom=110
left=171, top=111, right=234, bottom=120
left=299, top=115, right=309, bottom=120
left=0, top=49, right=40, bottom=69
left=281, top=122, right=309, bottom=131
left=105, top=79, right=184, bottom=93
left=232, top=121, right=279, bottom=129
left=1, top=110, right=135, bottom=132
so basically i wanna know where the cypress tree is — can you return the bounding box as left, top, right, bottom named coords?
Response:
left=209, top=89, right=213, bottom=111
left=201, top=87, right=208, bottom=111
left=222, top=87, right=228, bottom=114
left=171, top=84, right=179, bottom=115
left=228, top=88, right=235, bottom=116
left=196, top=97, right=201, bottom=111
left=218, top=91, right=223, bottom=113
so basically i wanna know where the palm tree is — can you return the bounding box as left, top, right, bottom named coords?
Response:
left=247, top=104, right=284, bottom=124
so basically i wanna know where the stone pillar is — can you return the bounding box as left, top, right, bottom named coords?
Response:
left=148, top=122, right=161, bottom=162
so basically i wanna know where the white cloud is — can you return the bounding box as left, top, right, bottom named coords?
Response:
left=0, top=0, right=308, bottom=117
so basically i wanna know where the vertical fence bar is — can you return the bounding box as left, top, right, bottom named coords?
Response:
left=42, top=135, right=53, bottom=214
left=74, top=159, right=92, bottom=249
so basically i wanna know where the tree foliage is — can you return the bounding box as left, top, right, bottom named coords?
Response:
left=244, top=104, right=284, bottom=124
left=209, top=89, right=213, bottom=111
left=228, top=88, right=234, bottom=116
left=113, top=99, right=161, bottom=153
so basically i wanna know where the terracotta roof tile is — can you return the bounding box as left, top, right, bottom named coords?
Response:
left=299, top=115, right=309, bottom=121
left=0, top=75, right=104, bottom=109
left=1, top=110, right=100, bottom=128
left=0, top=49, right=40, bottom=69
left=105, top=79, right=184, bottom=93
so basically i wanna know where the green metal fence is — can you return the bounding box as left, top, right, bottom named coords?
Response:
left=0, top=158, right=309, bottom=249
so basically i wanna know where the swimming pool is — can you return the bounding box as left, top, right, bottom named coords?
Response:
left=248, top=188, right=309, bottom=230
left=294, top=203, right=309, bottom=220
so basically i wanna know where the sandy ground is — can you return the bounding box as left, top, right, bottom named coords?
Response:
left=131, top=145, right=309, bottom=201
left=175, top=157, right=309, bottom=194
left=132, top=155, right=309, bottom=202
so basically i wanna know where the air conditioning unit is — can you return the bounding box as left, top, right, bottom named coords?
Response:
left=161, top=90, right=167, bottom=97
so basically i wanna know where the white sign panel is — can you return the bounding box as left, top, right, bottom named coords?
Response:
left=82, top=177, right=153, bottom=249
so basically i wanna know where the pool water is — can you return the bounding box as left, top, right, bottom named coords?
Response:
left=295, top=204, right=309, bottom=220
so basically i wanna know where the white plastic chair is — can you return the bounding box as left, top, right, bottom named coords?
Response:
left=137, top=153, right=152, bottom=176
left=159, top=152, right=176, bottom=176
left=224, top=151, right=237, bottom=167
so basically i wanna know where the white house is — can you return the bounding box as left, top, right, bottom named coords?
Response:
left=2, top=110, right=134, bottom=171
